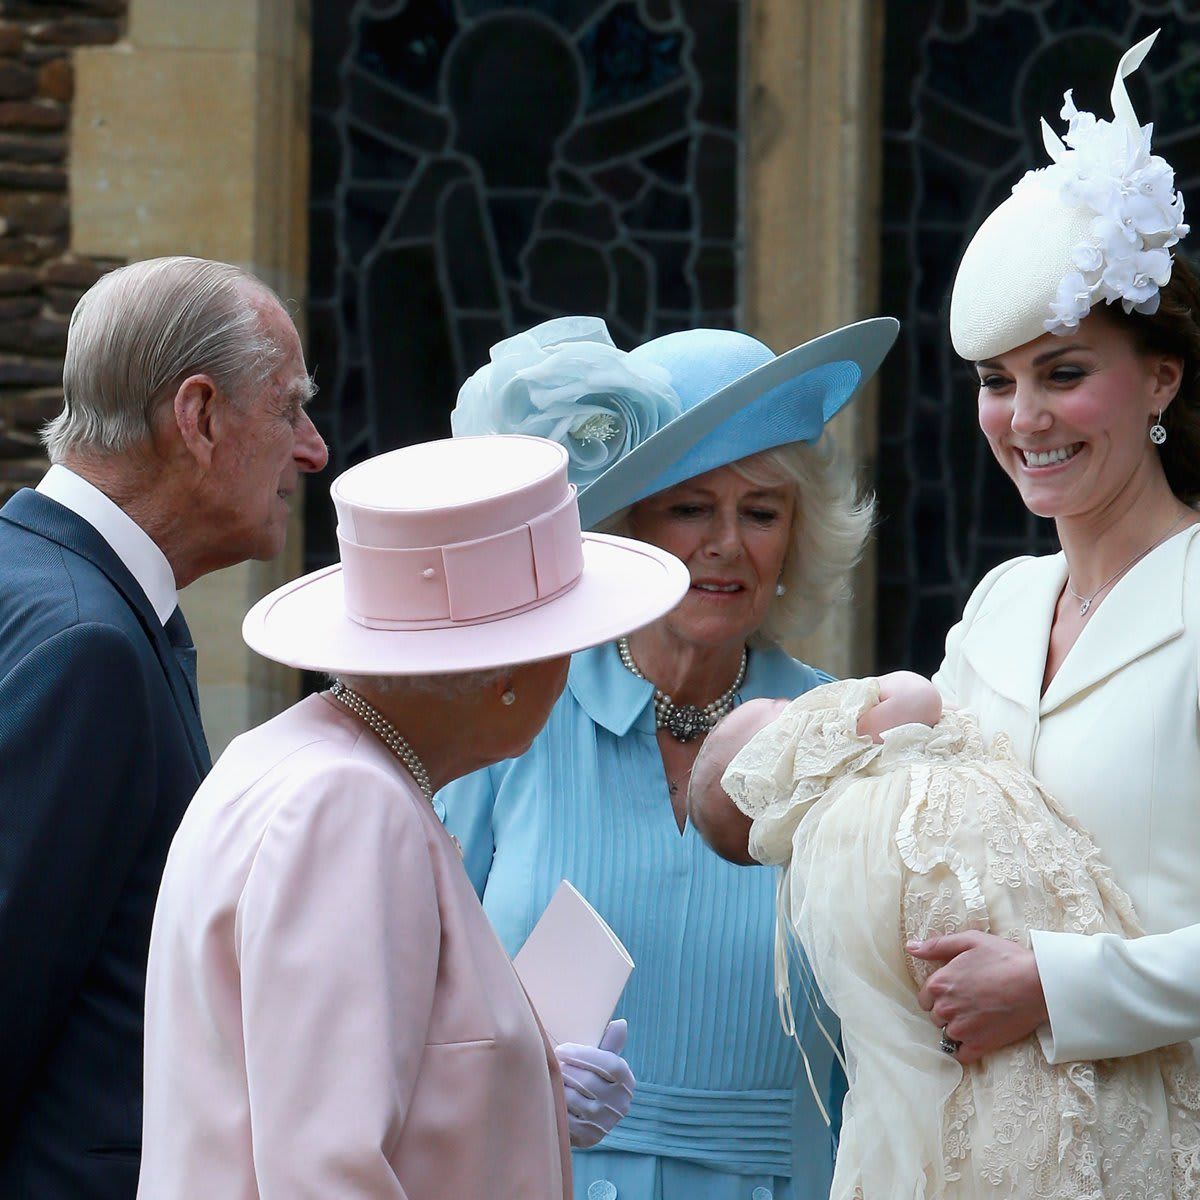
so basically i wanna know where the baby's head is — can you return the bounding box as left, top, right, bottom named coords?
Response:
left=689, top=698, right=788, bottom=865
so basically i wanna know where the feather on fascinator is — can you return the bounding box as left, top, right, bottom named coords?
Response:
left=950, top=31, right=1189, bottom=361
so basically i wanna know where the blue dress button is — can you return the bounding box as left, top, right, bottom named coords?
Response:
left=751, top=1189, right=773, bottom=1200
left=588, top=1182, right=617, bottom=1200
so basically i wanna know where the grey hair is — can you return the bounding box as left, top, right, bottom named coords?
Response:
left=333, top=668, right=508, bottom=700
left=600, top=438, right=873, bottom=645
left=43, top=256, right=287, bottom=461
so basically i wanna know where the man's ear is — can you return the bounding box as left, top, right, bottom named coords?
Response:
left=171, top=374, right=221, bottom=467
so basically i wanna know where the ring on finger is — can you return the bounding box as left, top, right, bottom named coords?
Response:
left=939, top=1030, right=962, bottom=1056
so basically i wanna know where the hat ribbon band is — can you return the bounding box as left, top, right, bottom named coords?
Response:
left=338, top=488, right=585, bottom=631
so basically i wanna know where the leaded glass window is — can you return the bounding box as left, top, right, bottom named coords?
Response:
left=877, top=2, right=1200, bottom=674
left=307, top=0, right=742, bottom=574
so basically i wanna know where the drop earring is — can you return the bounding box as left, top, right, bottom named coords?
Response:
left=501, top=689, right=516, bottom=706
left=775, top=582, right=787, bottom=597
left=1150, top=410, right=1167, bottom=445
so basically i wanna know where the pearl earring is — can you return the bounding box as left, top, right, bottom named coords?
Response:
left=501, top=689, right=516, bottom=706
left=775, top=582, right=787, bottom=597
left=1150, top=410, right=1167, bottom=445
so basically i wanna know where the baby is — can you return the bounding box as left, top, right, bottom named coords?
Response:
left=689, top=671, right=941, bottom=864
left=689, top=675, right=1200, bottom=1200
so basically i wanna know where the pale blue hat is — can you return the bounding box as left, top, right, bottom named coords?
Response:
left=452, top=315, right=899, bottom=529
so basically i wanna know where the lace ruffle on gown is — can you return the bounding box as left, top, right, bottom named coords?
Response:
left=724, top=679, right=1200, bottom=1200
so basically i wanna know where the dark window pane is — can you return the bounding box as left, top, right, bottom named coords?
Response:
left=307, top=0, right=742, bottom=581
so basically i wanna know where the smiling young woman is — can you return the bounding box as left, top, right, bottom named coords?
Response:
left=908, top=35, right=1200, bottom=1123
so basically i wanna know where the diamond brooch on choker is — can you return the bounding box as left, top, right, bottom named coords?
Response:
left=616, top=637, right=747, bottom=743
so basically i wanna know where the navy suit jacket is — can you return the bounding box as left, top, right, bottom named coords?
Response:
left=0, top=489, right=211, bottom=1200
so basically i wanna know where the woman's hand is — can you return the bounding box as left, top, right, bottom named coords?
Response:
left=555, top=1019, right=636, bottom=1148
left=907, top=931, right=1048, bottom=1063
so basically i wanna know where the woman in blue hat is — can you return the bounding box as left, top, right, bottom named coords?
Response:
left=441, top=314, right=897, bottom=1200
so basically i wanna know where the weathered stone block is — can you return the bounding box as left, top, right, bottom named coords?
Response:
left=6, top=0, right=124, bottom=14
left=0, top=57, right=35, bottom=99
left=46, top=283, right=84, bottom=314
left=0, top=314, right=68, bottom=353
left=0, top=293, right=39, bottom=319
left=0, top=455, right=46, bottom=484
left=28, top=18, right=121, bottom=47
left=0, top=425, right=42, bottom=458
left=40, top=253, right=105, bottom=286
left=124, top=0, right=257, bottom=53
left=0, top=99, right=66, bottom=129
left=0, top=162, right=65, bottom=189
left=0, top=355, right=61, bottom=384
left=5, top=385, right=62, bottom=427
left=0, top=264, right=36, bottom=292
left=0, top=132, right=66, bottom=163
left=71, top=47, right=257, bottom=262
left=0, top=192, right=66, bottom=233
left=0, top=232, right=63, bottom=264
left=37, top=57, right=72, bottom=103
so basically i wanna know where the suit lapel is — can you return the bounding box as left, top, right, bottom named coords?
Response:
left=1038, top=524, right=1197, bottom=716
left=0, top=489, right=212, bottom=773
left=960, top=551, right=1066, bottom=718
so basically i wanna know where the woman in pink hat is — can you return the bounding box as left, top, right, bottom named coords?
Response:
left=136, top=434, right=689, bottom=1200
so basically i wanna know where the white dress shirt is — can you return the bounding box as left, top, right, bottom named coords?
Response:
left=37, top=464, right=178, bottom=625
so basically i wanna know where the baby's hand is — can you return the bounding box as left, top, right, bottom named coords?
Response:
left=856, top=672, right=942, bottom=743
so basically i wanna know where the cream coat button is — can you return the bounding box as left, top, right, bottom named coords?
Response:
left=588, top=1182, right=617, bottom=1200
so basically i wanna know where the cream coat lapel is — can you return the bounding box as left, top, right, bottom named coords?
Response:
left=1039, top=525, right=1198, bottom=716
left=959, top=552, right=1067, bottom=716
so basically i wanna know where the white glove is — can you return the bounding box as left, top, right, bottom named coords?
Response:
left=555, top=1018, right=636, bottom=1148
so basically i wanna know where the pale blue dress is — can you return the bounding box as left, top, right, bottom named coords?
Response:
left=437, top=641, right=840, bottom=1200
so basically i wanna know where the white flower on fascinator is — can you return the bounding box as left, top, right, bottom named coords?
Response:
left=451, top=316, right=681, bottom=489
left=1008, top=32, right=1189, bottom=336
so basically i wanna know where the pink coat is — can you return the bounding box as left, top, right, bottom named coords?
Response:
left=139, top=694, right=571, bottom=1199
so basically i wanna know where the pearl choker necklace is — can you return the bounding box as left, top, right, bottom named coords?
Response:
left=617, top=637, right=748, bottom=742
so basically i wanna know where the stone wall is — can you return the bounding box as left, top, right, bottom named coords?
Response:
left=0, top=0, right=126, bottom=503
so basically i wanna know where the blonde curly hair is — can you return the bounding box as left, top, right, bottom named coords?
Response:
left=599, top=438, right=872, bottom=646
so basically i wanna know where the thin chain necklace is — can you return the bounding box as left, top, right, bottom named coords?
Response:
left=1066, top=512, right=1191, bottom=617
left=329, top=682, right=463, bottom=856
left=617, top=637, right=747, bottom=743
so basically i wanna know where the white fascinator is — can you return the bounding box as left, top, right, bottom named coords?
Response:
left=950, top=31, right=1189, bottom=361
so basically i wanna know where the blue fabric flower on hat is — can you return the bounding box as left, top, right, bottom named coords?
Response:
left=451, top=316, right=681, bottom=490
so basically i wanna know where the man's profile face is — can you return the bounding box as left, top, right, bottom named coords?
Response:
left=210, top=294, right=328, bottom=563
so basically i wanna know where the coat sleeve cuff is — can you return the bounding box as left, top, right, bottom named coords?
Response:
left=1032, top=925, right=1200, bottom=1063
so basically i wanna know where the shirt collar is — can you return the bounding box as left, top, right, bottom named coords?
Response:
left=37, top=464, right=179, bottom=625
left=568, top=639, right=826, bottom=736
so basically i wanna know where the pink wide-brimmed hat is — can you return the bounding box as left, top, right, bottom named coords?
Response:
left=242, top=434, right=689, bottom=675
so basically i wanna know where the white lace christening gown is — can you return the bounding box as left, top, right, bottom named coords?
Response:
left=723, top=678, right=1200, bottom=1200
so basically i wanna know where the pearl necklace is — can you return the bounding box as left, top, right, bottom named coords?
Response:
left=617, top=637, right=747, bottom=742
left=329, top=683, right=463, bottom=856
left=1065, top=512, right=1190, bottom=617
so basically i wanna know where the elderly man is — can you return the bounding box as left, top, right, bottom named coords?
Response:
left=0, top=256, right=327, bottom=1199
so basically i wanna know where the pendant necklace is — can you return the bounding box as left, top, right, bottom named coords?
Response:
left=617, top=637, right=747, bottom=743
left=1065, top=512, right=1191, bottom=617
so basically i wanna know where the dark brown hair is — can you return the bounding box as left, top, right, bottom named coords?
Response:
left=1105, top=250, right=1200, bottom=504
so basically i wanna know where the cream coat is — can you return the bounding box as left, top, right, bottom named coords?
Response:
left=138, top=694, right=571, bottom=1200
left=932, top=524, right=1200, bottom=1064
